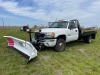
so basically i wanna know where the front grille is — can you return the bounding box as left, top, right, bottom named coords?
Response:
left=35, top=32, right=45, bottom=40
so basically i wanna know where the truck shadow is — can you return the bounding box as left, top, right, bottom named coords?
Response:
left=39, top=40, right=92, bottom=52
left=7, top=46, right=37, bottom=63
left=66, top=40, right=85, bottom=47
left=7, top=40, right=93, bottom=63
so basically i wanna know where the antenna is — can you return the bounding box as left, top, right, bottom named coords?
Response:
left=2, top=18, right=4, bottom=28
left=55, top=18, right=57, bottom=22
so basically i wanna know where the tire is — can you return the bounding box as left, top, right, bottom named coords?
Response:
left=84, top=36, right=92, bottom=44
left=54, top=39, right=66, bottom=52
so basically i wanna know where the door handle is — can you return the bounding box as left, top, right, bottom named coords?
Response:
left=75, top=30, right=77, bottom=32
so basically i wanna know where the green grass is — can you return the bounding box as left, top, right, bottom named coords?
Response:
left=0, top=28, right=100, bottom=75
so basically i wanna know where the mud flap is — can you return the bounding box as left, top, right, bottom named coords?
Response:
left=4, top=36, right=37, bottom=60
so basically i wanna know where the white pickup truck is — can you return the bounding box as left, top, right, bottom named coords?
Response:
left=4, top=19, right=97, bottom=60
left=29, top=19, right=97, bottom=52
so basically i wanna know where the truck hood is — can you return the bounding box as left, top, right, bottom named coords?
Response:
left=39, top=28, right=66, bottom=33
left=35, top=28, right=67, bottom=38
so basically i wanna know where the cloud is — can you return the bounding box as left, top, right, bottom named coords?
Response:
left=0, top=0, right=100, bottom=26
left=0, top=1, right=49, bottom=20
left=87, top=0, right=100, bottom=13
left=0, top=14, right=13, bottom=18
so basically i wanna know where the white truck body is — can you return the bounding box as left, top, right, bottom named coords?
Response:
left=32, top=20, right=79, bottom=47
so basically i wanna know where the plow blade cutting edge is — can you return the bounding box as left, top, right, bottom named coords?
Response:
left=4, top=36, right=37, bottom=60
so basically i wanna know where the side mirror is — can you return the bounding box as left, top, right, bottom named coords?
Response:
left=69, top=27, right=73, bottom=30
left=68, top=25, right=73, bottom=30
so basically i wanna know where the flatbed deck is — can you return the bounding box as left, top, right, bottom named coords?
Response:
left=79, top=30, right=97, bottom=41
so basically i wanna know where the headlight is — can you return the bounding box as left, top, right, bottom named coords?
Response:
left=45, top=32, right=55, bottom=38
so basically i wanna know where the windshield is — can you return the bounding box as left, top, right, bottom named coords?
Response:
left=49, top=22, right=67, bottom=28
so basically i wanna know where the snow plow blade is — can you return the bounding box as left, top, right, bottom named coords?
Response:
left=4, top=36, right=37, bottom=60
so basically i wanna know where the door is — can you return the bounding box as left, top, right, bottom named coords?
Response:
left=67, top=21, right=79, bottom=42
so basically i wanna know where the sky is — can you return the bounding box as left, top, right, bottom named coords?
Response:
left=0, top=0, right=100, bottom=27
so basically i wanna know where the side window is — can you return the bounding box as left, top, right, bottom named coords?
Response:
left=68, top=21, right=76, bottom=29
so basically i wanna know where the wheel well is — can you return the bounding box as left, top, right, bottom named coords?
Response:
left=57, top=35, right=66, bottom=41
left=91, top=34, right=96, bottom=39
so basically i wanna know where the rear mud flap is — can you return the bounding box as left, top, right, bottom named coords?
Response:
left=4, top=36, right=37, bottom=60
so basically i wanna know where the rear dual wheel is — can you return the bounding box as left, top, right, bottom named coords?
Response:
left=84, top=35, right=92, bottom=44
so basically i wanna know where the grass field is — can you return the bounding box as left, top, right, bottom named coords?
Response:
left=0, top=28, right=100, bottom=75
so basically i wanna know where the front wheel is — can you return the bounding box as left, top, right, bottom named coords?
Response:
left=54, top=39, right=66, bottom=52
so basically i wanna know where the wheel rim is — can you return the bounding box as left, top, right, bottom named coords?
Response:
left=89, top=36, right=92, bottom=43
left=59, top=42, right=64, bottom=51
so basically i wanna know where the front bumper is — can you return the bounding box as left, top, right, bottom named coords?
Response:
left=32, top=38, right=57, bottom=47
left=43, top=39, right=57, bottom=47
